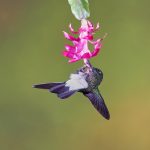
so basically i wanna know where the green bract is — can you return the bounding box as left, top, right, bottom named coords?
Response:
left=68, top=0, right=90, bottom=20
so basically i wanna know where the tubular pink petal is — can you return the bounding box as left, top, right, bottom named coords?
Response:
left=69, top=24, right=78, bottom=34
left=66, top=52, right=76, bottom=58
left=89, top=39, right=100, bottom=45
left=65, top=45, right=76, bottom=52
left=73, top=41, right=79, bottom=45
left=81, top=53, right=91, bottom=59
left=79, top=28, right=87, bottom=33
left=69, top=58, right=80, bottom=63
left=63, top=51, right=69, bottom=57
left=63, top=51, right=75, bottom=58
left=87, top=20, right=93, bottom=28
left=76, top=41, right=85, bottom=53
left=87, top=21, right=94, bottom=33
left=85, top=35, right=93, bottom=40
left=92, top=42, right=102, bottom=57
left=91, top=48, right=100, bottom=57
left=63, top=31, right=79, bottom=41
left=95, top=23, right=100, bottom=30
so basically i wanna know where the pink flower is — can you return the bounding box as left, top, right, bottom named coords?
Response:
left=63, top=19, right=102, bottom=63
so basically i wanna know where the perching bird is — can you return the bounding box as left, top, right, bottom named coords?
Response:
left=33, top=66, right=110, bottom=120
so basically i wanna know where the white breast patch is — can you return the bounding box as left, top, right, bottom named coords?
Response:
left=65, top=72, right=88, bottom=91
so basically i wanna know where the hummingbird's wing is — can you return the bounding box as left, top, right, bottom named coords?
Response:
left=84, top=90, right=110, bottom=120
left=33, top=71, right=88, bottom=99
left=57, top=72, right=88, bottom=99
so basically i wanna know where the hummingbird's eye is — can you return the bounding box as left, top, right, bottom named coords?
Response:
left=96, top=68, right=101, bottom=73
left=96, top=68, right=103, bottom=75
left=99, top=71, right=102, bottom=75
left=94, top=68, right=103, bottom=75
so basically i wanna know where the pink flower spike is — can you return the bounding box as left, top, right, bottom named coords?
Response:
left=63, top=19, right=104, bottom=64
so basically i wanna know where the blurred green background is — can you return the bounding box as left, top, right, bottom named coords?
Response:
left=0, top=0, right=150, bottom=150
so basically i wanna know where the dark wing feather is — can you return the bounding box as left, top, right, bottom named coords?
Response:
left=33, top=82, right=64, bottom=90
left=33, top=82, right=77, bottom=99
left=84, top=91, right=110, bottom=120
left=58, top=91, right=77, bottom=99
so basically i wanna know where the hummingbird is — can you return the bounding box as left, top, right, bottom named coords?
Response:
left=33, top=66, right=110, bottom=120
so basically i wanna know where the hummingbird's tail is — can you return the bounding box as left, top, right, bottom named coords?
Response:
left=33, top=82, right=77, bottom=99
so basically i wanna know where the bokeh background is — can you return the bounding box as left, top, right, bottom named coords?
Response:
left=0, top=0, right=150, bottom=150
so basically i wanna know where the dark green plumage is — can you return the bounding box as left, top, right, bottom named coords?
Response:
left=79, top=66, right=110, bottom=120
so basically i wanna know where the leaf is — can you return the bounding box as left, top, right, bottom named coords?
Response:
left=68, top=0, right=90, bottom=20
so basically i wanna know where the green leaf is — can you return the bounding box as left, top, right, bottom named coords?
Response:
left=68, top=0, right=90, bottom=20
